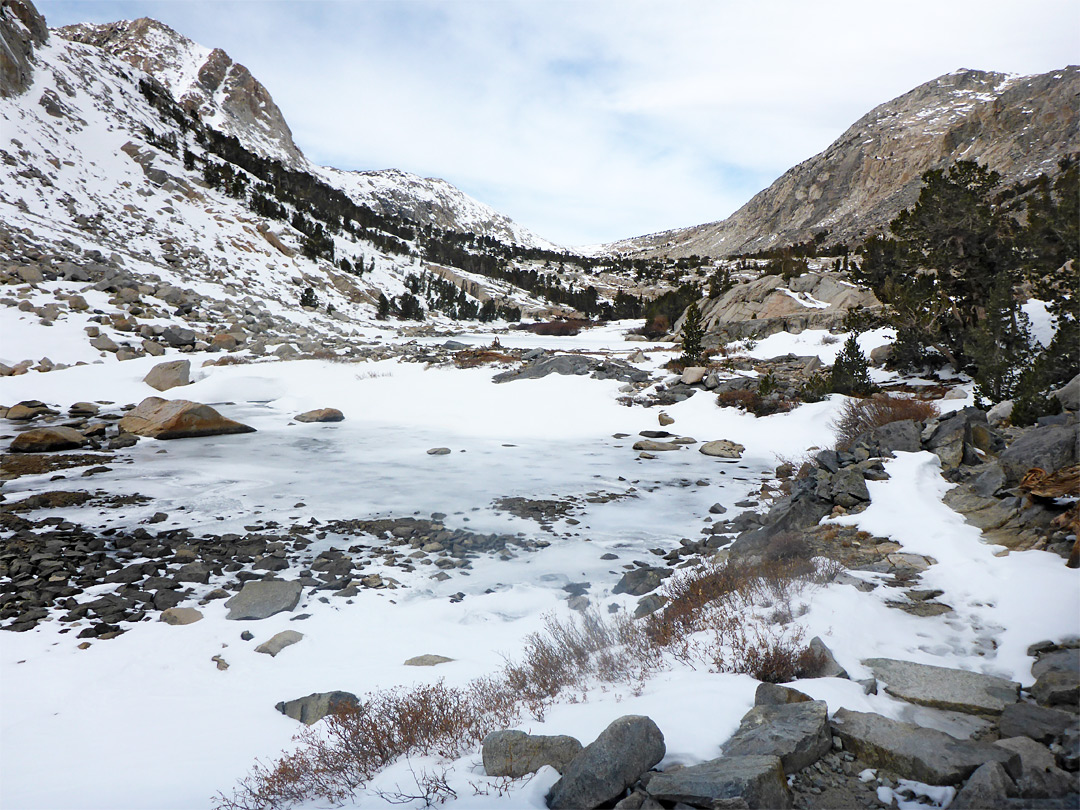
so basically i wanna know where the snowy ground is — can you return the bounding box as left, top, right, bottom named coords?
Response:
left=0, top=324, right=1076, bottom=810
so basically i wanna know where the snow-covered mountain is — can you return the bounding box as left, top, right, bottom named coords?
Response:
left=610, top=66, right=1080, bottom=258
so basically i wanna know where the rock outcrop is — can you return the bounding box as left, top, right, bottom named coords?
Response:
left=0, top=0, right=47, bottom=98
left=611, top=66, right=1080, bottom=258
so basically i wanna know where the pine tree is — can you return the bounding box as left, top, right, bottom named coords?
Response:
left=830, top=334, right=875, bottom=396
left=966, top=277, right=1034, bottom=403
left=680, top=301, right=705, bottom=364
left=376, top=293, right=390, bottom=320
left=299, top=287, right=318, bottom=308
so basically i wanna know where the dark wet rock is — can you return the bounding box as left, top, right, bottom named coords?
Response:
left=482, top=730, right=584, bottom=778
left=646, top=755, right=792, bottom=810
left=276, top=691, right=358, bottom=725
left=547, top=715, right=665, bottom=810
left=722, top=700, right=831, bottom=774
left=613, top=566, right=670, bottom=596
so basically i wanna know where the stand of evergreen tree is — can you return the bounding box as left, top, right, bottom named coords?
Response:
left=680, top=301, right=705, bottom=365
left=830, top=335, right=875, bottom=396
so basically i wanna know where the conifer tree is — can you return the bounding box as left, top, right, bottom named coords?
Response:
left=830, top=334, right=875, bottom=396
left=680, top=302, right=705, bottom=364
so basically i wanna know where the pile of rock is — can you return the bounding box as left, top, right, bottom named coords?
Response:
left=473, top=650, right=1078, bottom=809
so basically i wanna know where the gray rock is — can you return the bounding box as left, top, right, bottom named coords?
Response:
left=494, top=354, right=597, bottom=383
left=482, top=730, right=584, bottom=778
left=1031, top=670, right=1080, bottom=709
left=1051, top=374, right=1080, bottom=411
left=869, top=419, right=922, bottom=454
left=255, top=630, right=304, bottom=657
left=924, top=408, right=990, bottom=469
left=646, top=755, right=792, bottom=809
left=427, top=447, right=451, bottom=455
left=225, top=580, right=303, bottom=620
left=951, top=761, right=1017, bottom=809
left=863, top=657, right=1020, bottom=715
left=972, top=463, right=1008, bottom=498
left=754, top=683, right=812, bottom=706
left=276, top=691, right=359, bottom=725
left=634, top=594, right=668, bottom=619
left=546, top=715, right=666, bottom=810
left=805, top=637, right=849, bottom=679
left=999, top=424, right=1078, bottom=486
left=830, top=708, right=1020, bottom=785
left=722, top=700, right=831, bottom=774
left=999, top=703, right=1077, bottom=744
left=142, top=359, right=191, bottom=392
left=632, top=439, right=682, bottom=452
left=994, top=736, right=1076, bottom=798
left=613, top=566, right=670, bottom=596
left=988, top=399, right=1015, bottom=426
left=1033, top=649, right=1080, bottom=680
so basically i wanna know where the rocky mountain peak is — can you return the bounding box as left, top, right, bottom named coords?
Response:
left=58, top=16, right=304, bottom=168
left=612, top=65, right=1079, bottom=258
left=0, top=0, right=48, bottom=97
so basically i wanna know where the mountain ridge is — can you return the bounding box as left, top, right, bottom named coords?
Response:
left=608, top=66, right=1079, bottom=258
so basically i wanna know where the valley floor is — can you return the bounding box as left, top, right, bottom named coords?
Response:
left=0, top=323, right=1076, bottom=809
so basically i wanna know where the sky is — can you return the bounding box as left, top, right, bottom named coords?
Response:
left=38, top=1, right=1078, bottom=247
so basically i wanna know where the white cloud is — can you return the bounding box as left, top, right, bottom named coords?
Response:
left=40, top=0, right=1079, bottom=245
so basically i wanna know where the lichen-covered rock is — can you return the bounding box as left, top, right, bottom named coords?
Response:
left=482, top=730, right=583, bottom=778
left=9, top=426, right=87, bottom=452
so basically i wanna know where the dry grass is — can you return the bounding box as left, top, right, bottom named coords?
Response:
left=715, top=388, right=794, bottom=417
left=515, top=319, right=589, bottom=336
left=453, top=349, right=518, bottom=369
left=832, top=394, right=940, bottom=451
left=216, top=557, right=835, bottom=810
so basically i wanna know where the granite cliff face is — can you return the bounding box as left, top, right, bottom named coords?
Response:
left=613, top=67, right=1080, bottom=258
left=0, top=0, right=48, bottom=98
left=59, top=17, right=305, bottom=168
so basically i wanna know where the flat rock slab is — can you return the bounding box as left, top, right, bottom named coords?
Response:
left=294, top=408, right=344, bottom=423
left=998, top=702, right=1077, bottom=744
left=864, top=657, right=1019, bottom=715
left=632, top=439, right=681, bottom=451
left=119, top=396, right=255, bottom=440
left=255, top=630, right=303, bottom=657
left=547, top=715, right=665, bottom=810
left=403, top=654, right=453, bottom=666
left=646, top=755, right=792, bottom=809
left=226, top=580, right=303, bottom=620
left=482, top=730, right=583, bottom=778
left=722, top=700, right=831, bottom=774
left=699, top=439, right=746, bottom=458
left=10, top=427, right=87, bottom=453
left=276, top=691, right=358, bottom=725
left=831, top=708, right=1020, bottom=786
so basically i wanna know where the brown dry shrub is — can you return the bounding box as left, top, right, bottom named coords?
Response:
left=633, top=315, right=669, bottom=339
left=516, top=319, right=588, bottom=336
left=453, top=349, right=518, bottom=369
left=202, top=355, right=251, bottom=367
left=715, top=389, right=794, bottom=418
left=832, top=394, right=939, bottom=450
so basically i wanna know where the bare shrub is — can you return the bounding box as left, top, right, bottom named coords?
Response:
left=453, top=349, right=517, bottom=369
left=633, top=315, right=669, bottom=339
left=708, top=616, right=824, bottom=683
left=515, top=319, right=588, bottom=336
left=832, top=394, right=939, bottom=450
left=763, top=531, right=812, bottom=563
left=715, top=388, right=794, bottom=417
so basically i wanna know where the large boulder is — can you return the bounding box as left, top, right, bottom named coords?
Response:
left=998, top=702, right=1076, bottom=744
left=646, top=755, right=792, bottom=809
left=612, top=566, right=670, bottom=596
left=9, top=426, right=87, bottom=452
left=276, top=691, right=358, bottom=725
left=999, top=424, right=1078, bottom=486
left=119, top=397, right=255, bottom=440
left=863, top=657, right=1019, bottom=715
left=993, top=736, right=1075, bottom=798
left=482, top=730, right=583, bottom=778
left=951, top=761, right=1017, bottom=810
left=721, top=700, right=831, bottom=774
left=142, top=359, right=191, bottom=392
left=225, top=580, right=303, bottom=620
left=830, top=709, right=1020, bottom=785
left=1051, top=373, right=1080, bottom=411
left=546, top=715, right=665, bottom=810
